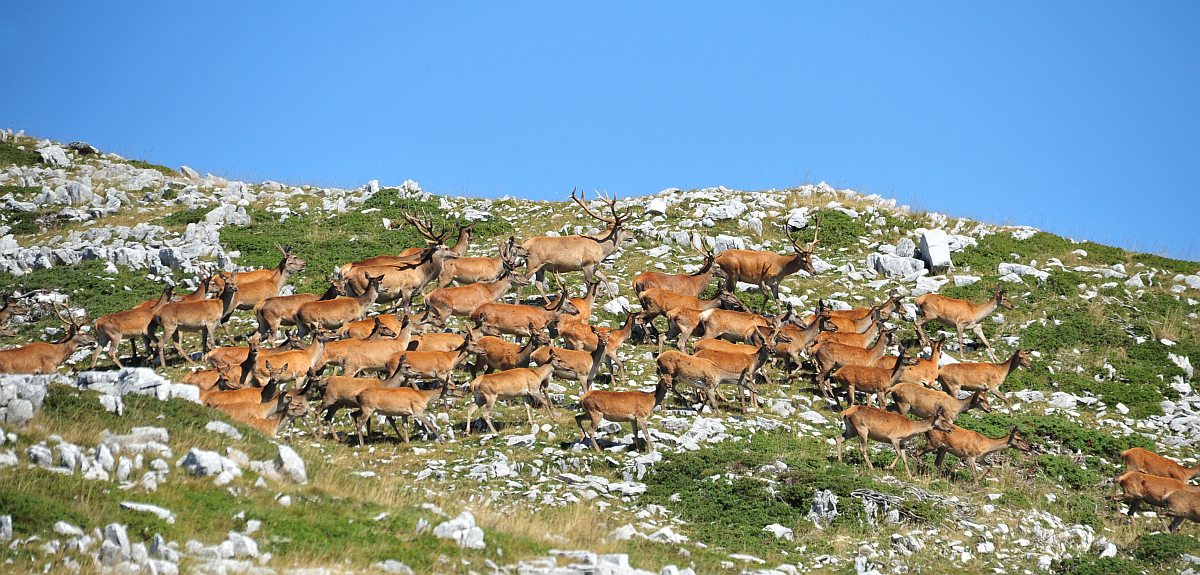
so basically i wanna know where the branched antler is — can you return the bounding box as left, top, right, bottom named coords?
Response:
left=571, top=188, right=630, bottom=227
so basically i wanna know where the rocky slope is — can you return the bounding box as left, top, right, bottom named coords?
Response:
left=0, top=129, right=1199, bottom=574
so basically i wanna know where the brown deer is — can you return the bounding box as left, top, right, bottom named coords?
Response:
left=422, top=268, right=529, bottom=328
left=90, top=286, right=174, bottom=368
left=338, top=214, right=471, bottom=276
left=638, top=287, right=744, bottom=320
left=216, top=244, right=305, bottom=289
left=465, top=324, right=545, bottom=377
left=1120, top=448, right=1200, bottom=482
left=470, top=286, right=579, bottom=338
left=813, top=310, right=883, bottom=348
left=337, top=312, right=404, bottom=340
left=936, top=349, right=1031, bottom=406
left=559, top=311, right=645, bottom=382
left=251, top=335, right=325, bottom=386
left=576, top=379, right=670, bottom=452
left=201, top=362, right=288, bottom=408
left=829, top=345, right=914, bottom=408
left=916, top=425, right=1032, bottom=483
left=774, top=313, right=838, bottom=379
left=633, top=235, right=724, bottom=297
left=464, top=364, right=556, bottom=435
left=713, top=218, right=820, bottom=311
left=229, top=246, right=307, bottom=311
left=521, top=189, right=634, bottom=300
left=205, top=331, right=305, bottom=371
left=0, top=302, right=92, bottom=374
left=873, top=337, right=945, bottom=386
left=835, top=404, right=953, bottom=478
left=135, top=267, right=214, bottom=309
left=310, top=363, right=406, bottom=439
left=240, top=394, right=310, bottom=438
left=914, top=289, right=1013, bottom=360
left=1112, top=471, right=1192, bottom=519
left=655, top=350, right=750, bottom=413
left=354, top=380, right=448, bottom=446
left=436, top=236, right=528, bottom=288
left=346, top=244, right=458, bottom=314
left=696, top=308, right=777, bottom=345
left=409, top=331, right=468, bottom=352
left=386, top=335, right=473, bottom=390
left=153, top=274, right=239, bottom=367
left=810, top=328, right=897, bottom=394
left=321, top=316, right=409, bottom=373
left=889, top=384, right=992, bottom=420
left=185, top=337, right=262, bottom=391
left=692, top=330, right=778, bottom=411
left=254, top=276, right=346, bottom=343
left=295, top=273, right=384, bottom=336
left=806, top=292, right=902, bottom=323
left=531, top=334, right=608, bottom=392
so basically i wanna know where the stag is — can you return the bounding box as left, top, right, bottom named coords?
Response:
left=521, top=189, right=634, bottom=300
left=0, top=302, right=92, bottom=374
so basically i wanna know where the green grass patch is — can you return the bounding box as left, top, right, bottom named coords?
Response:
left=126, top=159, right=178, bottom=177
left=0, top=140, right=42, bottom=167
left=1134, top=532, right=1200, bottom=563
left=152, top=206, right=209, bottom=229
left=792, top=209, right=866, bottom=251
left=0, top=260, right=166, bottom=322
left=954, top=231, right=1073, bottom=273
left=1054, top=556, right=1142, bottom=575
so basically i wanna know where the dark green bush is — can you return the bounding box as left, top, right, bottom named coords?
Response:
left=1134, top=532, right=1200, bottom=563
left=1054, top=556, right=1142, bottom=575
left=0, top=141, right=42, bottom=167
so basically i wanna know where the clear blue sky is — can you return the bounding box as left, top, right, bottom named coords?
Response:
left=3, top=2, right=1198, bottom=259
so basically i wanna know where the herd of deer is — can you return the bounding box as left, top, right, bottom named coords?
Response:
left=0, top=190, right=1195, bottom=531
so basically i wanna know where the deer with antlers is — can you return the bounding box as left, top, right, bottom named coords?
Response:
left=916, top=425, right=1032, bottom=483
left=338, top=215, right=472, bottom=276
left=713, top=218, right=820, bottom=311
left=422, top=266, right=529, bottom=328
left=0, top=302, right=92, bottom=374
left=836, top=404, right=954, bottom=478
left=521, top=189, right=635, bottom=300
left=152, top=273, right=239, bottom=367
left=914, top=288, right=1014, bottom=360
left=89, top=286, right=174, bottom=368
left=346, top=244, right=458, bottom=314
left=633, top=235, right=725, bottom=297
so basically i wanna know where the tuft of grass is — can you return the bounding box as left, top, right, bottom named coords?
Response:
left=1054, top=556, right=1143, bottom=575
left=126, top=159, right=179, bottom=177
left=152, top=206, right=210, bottom=229
left=953, top=231, right=1073, bottom=273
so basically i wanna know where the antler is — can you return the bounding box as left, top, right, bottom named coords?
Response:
left=401, top=211, right=448, bottom=244
left=691, top=233, right=715, bottom=259
left=51, top=299, right=80, bottom=328
left=571, top=188, right=630, bottom=226
left=786, top=216, right=821, bottom=254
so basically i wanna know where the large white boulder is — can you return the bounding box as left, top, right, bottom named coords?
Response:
left=919, top=229, right=953, bottom=272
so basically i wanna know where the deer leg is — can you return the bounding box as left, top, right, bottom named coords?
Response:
left=972, top=324, right=998, bottom=361
left=173, top=330, right=195, bottom=365
left=524, top=399, right=534, bottom=426
left=968, top=458, right=981, bottom=484
left=640, top=417, right=654, bottom=452
left=397, top=416, right=410, bottom=444
left=756, top=281, right=770, bottom=312
left=896, top=440, right=914, bottom=477
left=914, top=315, right=930, bottom=345
left=539, top=392, right=557, bottom=421
left=157, top=328, right=169, bottom=368
left=465, top=400, right=480, bottom=436
left=575, top=411, right=591, bottom=447
left=1127, top=500, right=1141, bottom=517
left=90, top=335, right=107, bottom=369
left=955, top=325, right=967, bottom=358
left=483, top=398, right=499, bottom=434
left=355, top=408, right=371, bottom=447
left=990, top=387, right=1012, bottom=408
left=858, top=433, right=873, bottom=470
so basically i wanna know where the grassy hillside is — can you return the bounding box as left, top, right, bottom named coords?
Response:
left=1, top=131, right=1198, bottom=574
